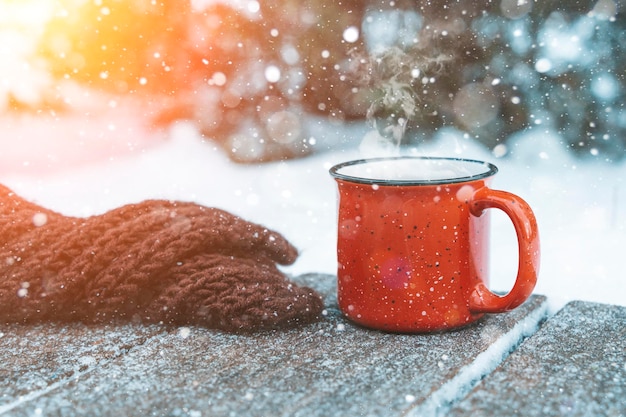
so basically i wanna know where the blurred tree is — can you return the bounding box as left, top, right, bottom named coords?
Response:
left=40, top=0, right=190, bottom=95
left=34, top=0, right=625, bottom=162
left=358, top=0, right=625, bottom=161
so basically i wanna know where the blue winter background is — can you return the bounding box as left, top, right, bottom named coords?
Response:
left=0, top=0, right=624, bottom=313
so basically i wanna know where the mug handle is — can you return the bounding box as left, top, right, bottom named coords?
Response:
left=468, top=187, right=540, bottom=313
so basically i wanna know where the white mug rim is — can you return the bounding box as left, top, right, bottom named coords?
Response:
left=329, top=156, right=499, bottom=186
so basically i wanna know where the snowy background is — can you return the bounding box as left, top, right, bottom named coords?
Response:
left=1, top=116, right=624, bottom=314
left=1, top=0, right=624, bottom=315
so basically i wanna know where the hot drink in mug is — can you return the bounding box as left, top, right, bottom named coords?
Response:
left=329, top=156, right=540, bottom=332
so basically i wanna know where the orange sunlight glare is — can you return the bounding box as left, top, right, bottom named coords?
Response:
left=0, top=0, right=59, bottom=110
left=0, top=0, right=57, bottom=27
left=0, top=0, right=165, bottom=176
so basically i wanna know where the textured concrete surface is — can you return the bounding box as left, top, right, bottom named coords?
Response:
left=450, top=301, right=626, bottom=417
left=0, top=323, right=165, bottom=412
left=0, top=274, right=549, bottom=417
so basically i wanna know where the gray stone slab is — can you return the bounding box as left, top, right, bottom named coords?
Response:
left=2, top=274, right=548, bottom=417
left=0, top=323, right=165, bottom=414
left=450, top=301, right=626, bottom=417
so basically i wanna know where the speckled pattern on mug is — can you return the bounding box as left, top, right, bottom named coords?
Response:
left=331, top=157, right=539, bottom=333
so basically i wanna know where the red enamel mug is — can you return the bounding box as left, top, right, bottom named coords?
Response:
left=329, top=156, right=540, bottom=332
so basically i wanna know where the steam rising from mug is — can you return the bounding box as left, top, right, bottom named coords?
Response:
left=352, top=46, right=455, bottom=147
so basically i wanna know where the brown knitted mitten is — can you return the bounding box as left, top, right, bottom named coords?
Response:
left=0, top=185, right=324, bottom=332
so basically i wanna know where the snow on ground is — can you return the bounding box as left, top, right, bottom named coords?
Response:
left=1, top=119, right=624, bottom=313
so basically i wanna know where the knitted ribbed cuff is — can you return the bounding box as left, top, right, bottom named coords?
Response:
left=0, top=185, right=324, bottom=332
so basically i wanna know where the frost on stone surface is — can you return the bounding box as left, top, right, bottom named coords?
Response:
left=0, top=275, right=551, bottom=416
left=0, top=323, right=164, bottom=415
